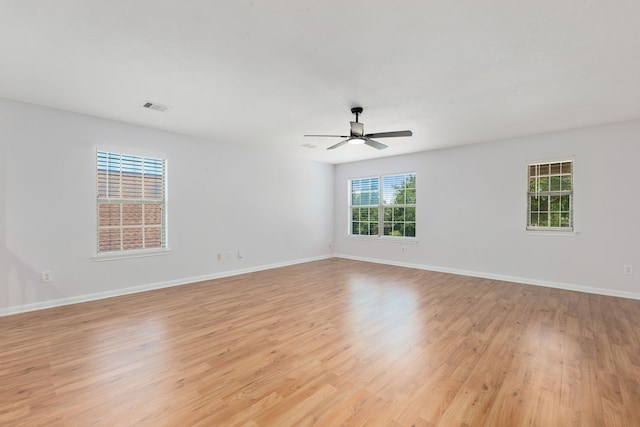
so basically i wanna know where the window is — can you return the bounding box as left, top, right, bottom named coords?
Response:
left=349, top=173, right=416, bottom=238
left=527, top=160, right=572, bottom=231
left=97, top=151, right=166, bottom=253
left=350, top=177, right=380, bottom=236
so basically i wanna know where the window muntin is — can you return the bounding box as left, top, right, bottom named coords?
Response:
left=527, top=160, right=572, bottom=230
left=97, top=151, right=166, bottom=253
left=349, top=173, right=416, bottom=238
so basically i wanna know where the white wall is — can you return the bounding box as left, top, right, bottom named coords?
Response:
left=334, top=120, right=640, bottom=299
left=2, top=97, right=638, bottom=316
left=0, top=98, right=335, bottom=314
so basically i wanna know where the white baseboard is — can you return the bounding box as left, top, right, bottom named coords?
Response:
left=4, top=253, right=636, bottom=317
left=336, top=254, right=640, bottom=301
left=0, top=255, right=333, bottom=317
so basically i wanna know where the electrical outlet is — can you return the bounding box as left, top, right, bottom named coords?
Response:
left=216, top=253, right=222, bottom=261
left=41, top=271, right=53, bottom=282
left=623, top=265, right=634, bottom=275
left=237, top=250, right=244, bottom=258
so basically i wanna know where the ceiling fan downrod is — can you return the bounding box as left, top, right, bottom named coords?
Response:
left=351, top=106, right=363, bottom=123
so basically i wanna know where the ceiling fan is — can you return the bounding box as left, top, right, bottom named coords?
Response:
left=304, top=107, right=412, bottom=150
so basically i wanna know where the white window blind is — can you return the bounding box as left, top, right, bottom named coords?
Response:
left=96, top=151, right=166, bottom=253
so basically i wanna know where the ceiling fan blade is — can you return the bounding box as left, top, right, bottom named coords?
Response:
left=327, top=139, right=350, bottom=150
left=350, top=121, right=364, bottom=137
left=364, top=130, right=412, bottom=138
left=304, top=134, right=350, bottom=138
left=364, top=139, right=388, bottom=150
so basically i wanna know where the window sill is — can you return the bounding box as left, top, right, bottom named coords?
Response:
left=346, top=235, right=419, bottom=244
left=524, top=230, right=578, bottom=237
left=93, top=248, right=171, bottom=262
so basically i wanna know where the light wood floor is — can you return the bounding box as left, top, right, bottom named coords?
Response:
left=1, top=259, right=639, bottom=426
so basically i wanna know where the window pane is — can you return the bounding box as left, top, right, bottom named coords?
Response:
left=352, top=222, right=359, bottom=235
left=98, top=228, right=121, bottom=252
left=393, top=223, right=405, bottom=236
left=352, top=208, right=360, bottom=221
left=550, top=176, right=561, bottom=191
left=406, top=188, right=416, bottom=204
left=145, top=227, right=162, bottom=248
left=539, top=196, right=548, bottom=211
left=560, top=213, right=571, bottom=227
left=550, top=196, right=560, bottom=212
left=383, top=223, right=392, bottom=235
left=530, top=213, right=539, bottom=226
left=361, top=193, right=370, bottom=205
left=122, top=204, right=143, bottom=226
left=538, top=177, right=549, bottom=192
left=560, top=195, right=570, bottom=212
left=384, top=207, right=393, bottom=221
left=405, top=223, right=416, bottom=237
left=530, top=196, right=539, bottom=213
left=97, top=170, right=108, bottom=198
left=404, top=175, right=416, bottom=189
left=98, top=204, right=120, bottom=227
left=383, top=173, right=415, bottom=205
left=123, top=227, right=143, bottom=250
left=561, top=176, right=572, bottom=191
left=405, top=207, right=416, bottom=221
left=144, top=175, right=164, bottom=200
left=550, top=213, right=560, bottom=227
left=538, top=212, right=549, bottom=226
left=145, top=204, right=162, bottom=225
left=370, top=222, right=379, bottom=235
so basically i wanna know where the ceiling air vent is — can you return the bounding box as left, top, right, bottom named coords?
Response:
left=142, top=101, right=170, bottom=112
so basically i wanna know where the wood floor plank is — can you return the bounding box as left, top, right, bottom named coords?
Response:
left=1, top=258, right=639, bottom=426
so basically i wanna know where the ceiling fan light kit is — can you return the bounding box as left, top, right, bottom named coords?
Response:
left=304, top=107, right=412, bottom=150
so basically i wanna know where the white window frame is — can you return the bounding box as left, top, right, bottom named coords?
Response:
left=95, top=151, right=168, bottom=259
left=526, top=158, right=573, bottom=233
left=348, top=172, right=416, bottom=239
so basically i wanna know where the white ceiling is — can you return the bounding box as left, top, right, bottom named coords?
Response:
left=2, top=1, right=640, bottom=164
